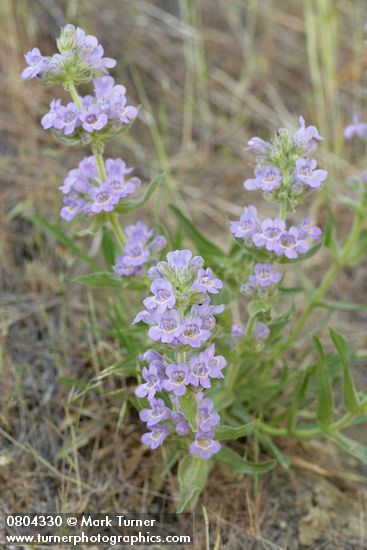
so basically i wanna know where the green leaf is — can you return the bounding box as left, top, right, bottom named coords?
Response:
left=215, top=421, right=257, bottom=441
left=287, top=365, right=316, bottom=433
left=319, top=300, right=367, bottom=312
left=329, top=328, right=349, bottom=365
left=101, top=227, right=117, bottom=268
left=114, top=174, right=164, bottom=214
left=346, top=229, right=367, bottom=266
left=260, top=436, right=290, bottom=469
left=177, top=455, right=212, bottom=512
left=316, top=359, right=333, bottom=430
left=279, top=240, right=323, bottom=264
left=169, top=205, right=225, bottom=258
left=329, top=328, right=359, bottom=414
left=73, top=271, right=146, bottom=290
left=215, top=447, right=276, bottom=475
left=327, top=432, right=367, bottom=464
left=24, top=212, right=97, bottom=268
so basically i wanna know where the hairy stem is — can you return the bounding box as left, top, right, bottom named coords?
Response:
left=67, top=80, right=83, bottom=110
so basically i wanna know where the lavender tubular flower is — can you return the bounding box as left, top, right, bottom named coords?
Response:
left=248, top=263, right=282, bottom=287
left=59, top=156, right=140, bottom=221
left=135, top=249, right=224, bottom=459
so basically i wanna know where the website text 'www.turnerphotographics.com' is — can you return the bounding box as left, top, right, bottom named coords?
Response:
left=2, top=513, right=194, bottom=547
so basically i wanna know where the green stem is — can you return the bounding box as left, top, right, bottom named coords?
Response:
left=94, top=151, right=107, bottom=181
left=259, top=410, right=358, bottom=441
left=110, top=212, right=126, bottom=248
left=67, top=81, right=83, bottom=110
left=273, top=202, right=366, bottom=361
left=93, top=149, right=126, bottom=250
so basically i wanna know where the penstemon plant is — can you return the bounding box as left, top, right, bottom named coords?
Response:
left=22, top=24, right=367, bottom=513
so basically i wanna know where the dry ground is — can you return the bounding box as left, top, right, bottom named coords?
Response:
left=1, top=1, right=367, bottom=548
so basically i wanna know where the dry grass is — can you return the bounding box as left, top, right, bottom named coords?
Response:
left=1, top=0, right=367, bottom=548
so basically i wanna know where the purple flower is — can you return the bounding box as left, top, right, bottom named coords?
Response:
left=187, top=345, right=225, bottom=387
left=143, top=279, right=176, bottom=312
left=189, top=431, right=221, bottom=459
left=179, top=316, right=211, bottom=348
left=231, top=323, right=245, bottom=338
left=230, top=205, right=260, bottom=240
left=297, top=217, right=322, bottom=240
left=196, top=393, right=220, bottom=432
left=193, top=268, right=223, bottom=295
left=188, top=353, right=211, bottom=389
left=294, top=116, right=323, bottom=153
left=254, top=322, right=270, bottom=342
left=76, top=28, right=116, bottom=73
left=125, top=221, right=153, bottom=242
left=162, top=363, right=189, bottom=396
left=121, top=241, right=151, bottom=267
left=21, top=47, right=49, bottom=79
left=273, top=227, right=309, bottom=259
left=59, top=102, right=81, bottom=135
left=202, top=344, right=226, bottom=378
left=41, top=99, right=64, bottom=130
left=80, top=104, right=108, bottom=132
left=244, top=166, right=282, bottom=193
left=89, top=183, right=119, bottom=213
left=141, top=424, right=170, bottom=450
left=190, top=299, right=225, bottom=331
left=294, top=158, right=328, bottom=189
left=248, top=263, right=282, bottom=287
left=139, top=349, right=164, bottom=364
left=135, top=364, right=162, bottom=400
left=139, top=398, right=170, bottom=427
left=148, top=310, right=181, bottom=344
left=150, top=235, right=167, bottom=252
left=171, top=412, right=190, bottom=436
left=60, top=197, right=86, bottom=221
left=344, top=115, right=367, bottom=140
left=245, top=137, right=269, bottom=154
left=166, top=250, right=194, bottom=270
left=252, top=218, right=286, bottom=251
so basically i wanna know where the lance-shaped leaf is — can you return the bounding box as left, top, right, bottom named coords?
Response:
left=215, top=421, right=257, bottom=441
left=73, top=271, right=147, bottom=290
left=215, top=446, right=276, bottom=475
left=114, top=174, right=164, bottom=214
left=24, top=212, right=98, bottom=268
left=329, top=328, right=359, bottom=414
left=287, top=364, right=316, bottom=433
left=169, top=205, right=225, bottom=258
left=176, top=455, right=212, bottom=512
left=327, top=433, right=367, bottom=464
left=315, top=338, right=333, bottom=430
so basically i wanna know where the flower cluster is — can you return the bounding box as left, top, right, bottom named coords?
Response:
left=244, top=116, right=327, bottom=201
left=231, top=206, right=321, bottom=260
left=21, top=25, right=116, bottom=84
left=231, top=117, right=326, bottom=346
left=42, top=76, right=137, bottom=137
left=114, top=222, right=167, bottom=277
left=134, top=250, right=225, bottom=459
left=60, top=156, right=140, bottom=221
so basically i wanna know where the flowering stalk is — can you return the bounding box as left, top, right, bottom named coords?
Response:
left=229, top=116, right=328, bottom=385
left=22, top=24, right=166, bottom=278
left=133, top=250, right=225, bottom=459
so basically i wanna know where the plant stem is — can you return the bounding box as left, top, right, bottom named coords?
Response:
left=67, top=81, right=83, bottom=110
left=110, top=212, right=126, bottom=248
left=93, top=149, right=126, bottom=250
left=94, top=151, right=107, bottom=181
left=273, top=201, right=366, bottom=362
left=259, top=410, right=358, bottom=441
